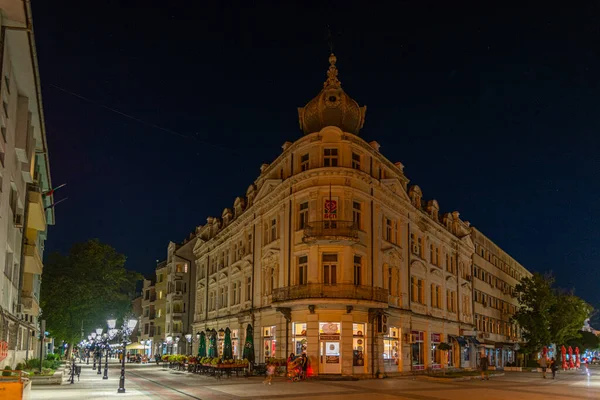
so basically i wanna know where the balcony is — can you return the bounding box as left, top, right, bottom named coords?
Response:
left=171, top=311, right=183, bottom=320
left=272, top=284, right=389, bottom=304
left=27, top=188, right=46, bottom=231
left=303, top=221, right=359, bottom=244
left=21, top=291, right=40, bottom=316
left=168, top=291, right=184, bottom=300
left=24, top=241, right=43, bottom=275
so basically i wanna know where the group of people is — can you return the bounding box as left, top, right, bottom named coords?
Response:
left=479, top=354, right=560, bottom=380
left=263, top=352, right=308, bottom=385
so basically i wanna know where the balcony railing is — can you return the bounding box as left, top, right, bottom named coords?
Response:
left=303, top=220, right=359, bottom=243
left=272, top=284, right=389, bottom=303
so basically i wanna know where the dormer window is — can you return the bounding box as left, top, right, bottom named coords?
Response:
left=323, top=148, right=338, bottom=167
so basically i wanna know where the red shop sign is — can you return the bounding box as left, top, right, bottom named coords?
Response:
left=0, top=341, right=8, bottom=362
left=431, top=333, right=441, bottom=343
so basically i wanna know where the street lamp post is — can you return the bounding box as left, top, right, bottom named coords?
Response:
left=108, top=317, right=138, bottom=394
left=96, top=328, right=104, bottom=375
left=91, top=332, right=97, bottom=370
left=87, top=335, right=92, bottom=365
left=185, top=334, right=192, bottom=355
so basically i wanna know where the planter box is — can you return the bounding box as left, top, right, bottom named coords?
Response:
left=30, top=371, right=63, bottom=385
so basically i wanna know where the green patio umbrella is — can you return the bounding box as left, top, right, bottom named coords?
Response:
left=223, top=327, right=233, bottom=360
left=197, top=331, right=206, bottom=357
left=208, top=329, right=218, bottom=357
left=242, top=324, right=255, bottom=363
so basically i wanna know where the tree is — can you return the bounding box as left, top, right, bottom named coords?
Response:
left=549, top=291, right=592, bottom=350
left=511, top=272, right=592, bottom=357
left=567, top=331, right=600, bottom=352
left=40, top=239, right=142, bottom=350
left=511, top=273, right=555, bottom=355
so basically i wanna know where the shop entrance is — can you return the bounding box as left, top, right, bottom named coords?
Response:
left=320, top=340, right=341, bottom=374
left=319, top=322, right=341, bottom=374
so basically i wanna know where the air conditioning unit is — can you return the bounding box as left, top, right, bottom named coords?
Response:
left=14, top=214, right=24, bottom=227
left=376, top=314, right=388, bottom=334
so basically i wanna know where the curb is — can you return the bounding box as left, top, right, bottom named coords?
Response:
left=416, top=373, right=505, bottom=382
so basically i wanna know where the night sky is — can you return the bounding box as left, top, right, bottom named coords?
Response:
left=32, top=2, right=600, bottom=315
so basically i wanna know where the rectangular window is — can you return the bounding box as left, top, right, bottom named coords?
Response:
left=298, top=255, right=308, bottom=285
left=418, top=278, right=424, bottom=304
left=410, top=233, right=418, bottom=254
left=246, top=276, right=252, bottom=301
left=232, top=281, right=238, bottom=305
left=322, top=253, right=337, bottom=285
left=388, top=267, right=392, bottom=294
left=351, top=152, right=361, bottom=169
left=417, top=237, right=423, bottom=257
left=323, top=148, right=338, bottom=167
left=298, top=202, right=308, bottom=230
left=300, top=153, right=309, bottom=171
left=431, top=284, right=441, bottom=308
left=352, top=201, right=362, bottom=229
left=353, top=255, right=362, bottom=286
left=385, top=218, right=393, bottom=242
left=411, top=276, right=418, bottom=302
left=270, top=218, right=277, bottom=241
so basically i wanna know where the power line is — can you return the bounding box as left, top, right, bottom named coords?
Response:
left=47, top=83, right=245, bottom=155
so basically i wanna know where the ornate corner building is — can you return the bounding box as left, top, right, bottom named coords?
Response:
left=0, top=1, right=54, bottom=369
left=179, top=54, right=533, bottom=376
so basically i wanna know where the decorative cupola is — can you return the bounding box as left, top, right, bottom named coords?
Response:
left=427, top=200, right=440, bottom=221
left=298, top=54, right=367, bottom=135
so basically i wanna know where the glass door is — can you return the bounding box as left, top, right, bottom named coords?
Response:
left=320, top=340, right=341, bottom=374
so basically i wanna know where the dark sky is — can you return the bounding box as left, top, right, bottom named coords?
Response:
left=33, top=2, right=600, bottom=314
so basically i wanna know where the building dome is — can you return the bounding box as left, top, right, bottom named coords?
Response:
left=298, top=54, right=366, bottom=135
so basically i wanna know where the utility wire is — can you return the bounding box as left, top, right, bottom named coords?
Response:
left=47, top=83, right=246, bottom=156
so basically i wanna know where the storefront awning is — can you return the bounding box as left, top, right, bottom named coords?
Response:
left=466, top=336, right=481, bottom=346
left=449, top=335, right=468, bottom=346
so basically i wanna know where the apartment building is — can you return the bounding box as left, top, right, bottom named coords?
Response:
left=191, top=54, right=481, bottom=376
left=139, top=277, right=156, bottom=357
left=0, top=1, right=54, bottom=368
left=470, top=228, right=532, bottom=367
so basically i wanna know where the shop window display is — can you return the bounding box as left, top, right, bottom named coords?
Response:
left=353, top=323, right=366, bottom=367
left=411, top=331, right=425, bottom=370
left=383, top=327, right=399, bottom=365
left=430, top=333, right=442, bottom=368
left=292, top=322, right=307, bottom=355
left=263, top=326, right=277, bottom=359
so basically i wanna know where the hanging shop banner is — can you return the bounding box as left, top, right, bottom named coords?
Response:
left=431, top=333, right=441, bottom=343
left=324, top=197, right=338, bottom=220
left=0, top=341, right=7, bottom=361
left=319, top=335, right=340, bottom=341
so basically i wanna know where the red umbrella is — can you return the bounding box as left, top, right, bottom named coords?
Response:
left=575, top=347, right=581, bottom=369
left=561, top=345, right=567, bottom=370
left=568, top=346, right=574, bottom=369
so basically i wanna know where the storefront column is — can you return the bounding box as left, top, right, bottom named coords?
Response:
left=341, top=314, right=353, bottom=376
left=306, top=313, right=319, bottom=376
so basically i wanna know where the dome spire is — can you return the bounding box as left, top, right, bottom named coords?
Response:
left=297, top=53, right=367, bottom=135
left=324, top=53, right=341, bottom=89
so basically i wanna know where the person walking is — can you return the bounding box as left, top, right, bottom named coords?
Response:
left=539, top=356, right=548, bottom=379
left=300, top=354, right=309, bottom=380
left=550, top=357, right=558, bottom=379
left=480, top=354, right=490, bottom=380
left=263, top=362, right=275, bottom=385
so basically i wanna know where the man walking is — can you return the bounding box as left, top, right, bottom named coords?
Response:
left=539, top=356, right=548, bottom=379
left=480, top=354, right=490, bottom=380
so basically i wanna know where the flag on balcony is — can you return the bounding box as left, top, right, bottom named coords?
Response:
left=42, top=183, right=67, bottom=197
left=45, top=197, right=68, bottom=210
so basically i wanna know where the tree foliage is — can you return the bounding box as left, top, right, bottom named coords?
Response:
left=40, top=239, right=142, bottom=345
left=511, top=272, right=592, bottom=354
left=567, top=331, right=600, bottom=351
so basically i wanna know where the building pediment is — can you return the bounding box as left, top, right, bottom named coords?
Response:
left=381, top=178, right=410, bottom=202
left=430, top=268, right=444, bottom=280
left=411, top=260, right=427, bottom=276
left=446, top=275, right=457, bottom=285
left=254, top=179, right=283, bottom=203
left=261, top=249, right=280, bottom=265
left=219, top=272, right=228, bottom=280
left=382, top=245, right=404, bottom=265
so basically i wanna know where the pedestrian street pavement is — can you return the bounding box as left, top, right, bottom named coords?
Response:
left=31, top=361, right=600, bottom=400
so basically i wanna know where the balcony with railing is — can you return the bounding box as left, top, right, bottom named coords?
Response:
left=272, top=284, right=388, bottom=304
left=302, top=221, right=359, bottom=244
